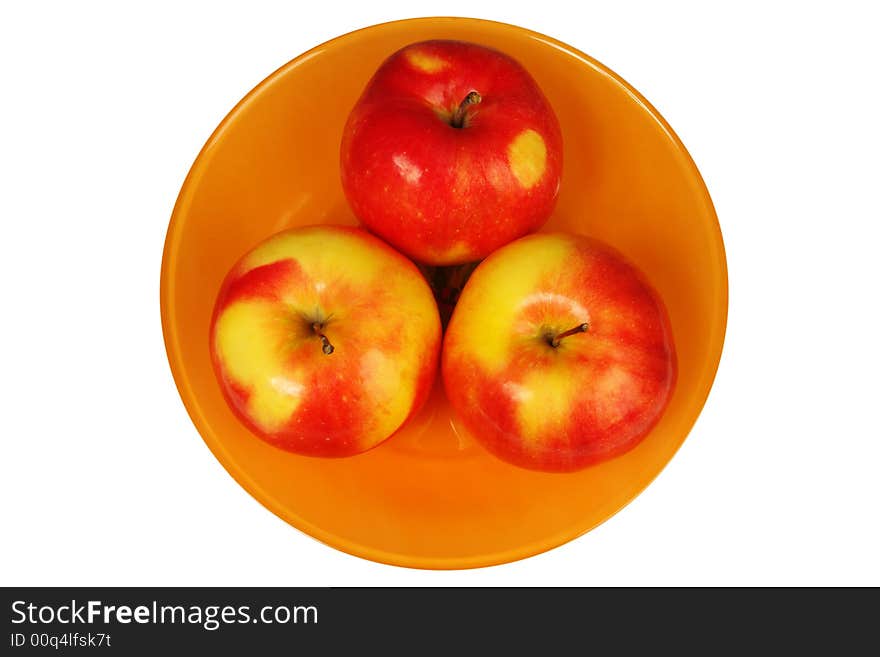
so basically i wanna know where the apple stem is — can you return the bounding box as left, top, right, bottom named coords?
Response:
left=450, top=91, right=481, bottom=128
left=550, top=323, right=590, bottom=348
left=311, top=322, right=334, bottom=355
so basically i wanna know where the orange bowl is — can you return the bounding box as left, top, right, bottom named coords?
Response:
left=160, top=17, right=727, bottom=569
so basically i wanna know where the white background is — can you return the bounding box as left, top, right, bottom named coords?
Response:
left=2, top=0, right=878, bottom=586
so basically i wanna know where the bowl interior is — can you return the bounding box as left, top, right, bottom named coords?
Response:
left=161, top=17, right=726, bottom=569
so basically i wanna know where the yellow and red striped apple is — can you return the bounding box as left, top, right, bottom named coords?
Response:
left=210, top=225, right=441, bottom=457
left=442, top=233, right=676, bottom=472
left=341, top=39, right=563, bottom=266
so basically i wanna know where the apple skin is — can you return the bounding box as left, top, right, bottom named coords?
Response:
left=441, top=233, right=676, bottom=472
left=340, top=40, right=563, bottom=266
left=210, top=225, right=442, bottom=457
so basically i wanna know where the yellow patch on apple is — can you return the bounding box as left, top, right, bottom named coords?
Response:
left=508, top=129, right=547, bottom=189
left=214, top=299, right=303, bottom=431
left=434, top=241, right=472, bottom=264
left=359, top=347, right=409, bottom=432
left=404, top=49, right=448, bottom=73
left=240, top=227, right=384, bottom=290
left=513, top=367, right=575, bottom=445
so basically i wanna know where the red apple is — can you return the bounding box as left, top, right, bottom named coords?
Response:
left=210, top=225, right=442, bottom=457
left=340, top=39, right=563, bottom=266
left=442, top=233, right=676, bottom=472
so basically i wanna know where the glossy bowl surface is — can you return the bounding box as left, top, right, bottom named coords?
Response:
left=160, top=17, right=727, bottom=569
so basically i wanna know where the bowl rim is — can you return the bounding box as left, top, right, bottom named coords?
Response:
left=159, top=15, right=729, bottom=570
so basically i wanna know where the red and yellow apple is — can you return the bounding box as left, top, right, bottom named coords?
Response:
left=210, top=225, right=442, bottom=457
left=442, top=233, right=676, bottom=472
left=340, top=39, right=563, bottom=266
